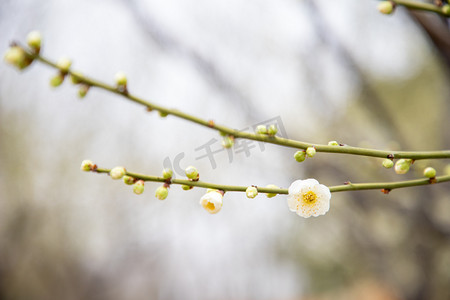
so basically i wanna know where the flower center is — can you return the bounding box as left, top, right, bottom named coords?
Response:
left=206, top=202, right=216, bottom=211
left=302, top=191, right=317, bottom=204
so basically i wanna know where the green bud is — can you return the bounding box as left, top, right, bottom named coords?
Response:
left=294, top=150, right=306, bottom=162
left=57, top=57, right=72, bottom=73
left=181, top=184, right=193, bottom=190
left=306, top=147, right=316, bottom=158
left=222, top=136, right=234, bottom=148
left=78, top=84, right=89, bottom=98
left=123, top=175, right=135, bottom=185
left=378, top=1, right=394, bottom=14
left=423, top=167, right=436, bottom=178
left=155, top=186, right=169, bottom=200
left=246, top=186, right=258, bottom=198
left=328, top=141, right=339, bottom=146
left=162, top=168, right=173, bottom=179
left=115, top=71, right=127, bottom=86
left=219, top=131, right=227, bottom=137
left=159, top=111, right=168, bottom=117
left=442, top=4, right=450, bottom=15
left=185, top=166, right=199, bottom=180
left=26, top=30, right=42, bottom=50
left=267, top=124, right=278, bottom=136
left=265, top=184, right=279, bottom=198
left=382, top=159, right=394, bottom=169
left=394, top=159, right=412, bottom=174
left=133, top=180, right=145, bottom=195
left=110, top=166, right=126, bottom=180
left=4, top=46, right=31, bottom=70
left=50, top=74, right=64, bottom=87
left=255, top=125, right=267, bottom=135
left=80, top=160, right=94, bottom=171
left=70, top=72, right=83, bottom=84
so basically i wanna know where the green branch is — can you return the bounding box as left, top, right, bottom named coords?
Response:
left=392, top=0, right=450, bottom=17
left=13, top=45, right=450, bottom=160
left=94, top=167, right=450, bottom=194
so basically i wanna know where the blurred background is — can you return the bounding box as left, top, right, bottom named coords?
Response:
left=1, top=0, right=450, bottom=299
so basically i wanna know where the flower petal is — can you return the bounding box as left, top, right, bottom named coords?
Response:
left=288, top=179, right=305, bottom=195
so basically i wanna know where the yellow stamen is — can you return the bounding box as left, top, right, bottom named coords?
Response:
left=302, top=191, right=317, bottom=204
left=206, top=202, right=215, bottom=211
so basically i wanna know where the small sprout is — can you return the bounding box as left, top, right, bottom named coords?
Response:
left=155, top=186, right=169, bottom=200
left=123, top=175, right=135, bottom=185
left=306, top=147, right=316, bottom=158
left=442, top=4, right=450, bottom=15
left=70, top=72, right=83, bottom=84
left=80, top=160, right=95, bottom=171
left=4, top=46, right=31, bottom=70
left=162, top=168, right=173, bottom=180
left=265, top=184, right=279, bottom=198
left=57, top=57, right=72, bottom=73
left=267, top=124, right=278, bottom=136
left=381, top=189, right=391, bottom=194
left=110, top=166, right=126, bottom=180
left=199, top=190, right=223, bottom=214
left=185, top=166, right=199, bottom=181
left=159, top=111, right=169, bottom=117
left=50, top=74, right=65, bottom=87
left=26, top=30, right=42, bottom=51
left=394, top=159, right=412, bottom=174
left=78, top=84, right=89, bottom=98
left=378, top=1, right=394, bottom=14
left=133, top=180, right=145, bottom=195
left=246, top=186, right=258, bottom=198
left=294, top=150, right=306, bottom=162
left=328, top=141, right=339, bottom=146
left=114, top=71, right=127, bottom=86
left=423, top=167, right=436, bottom=179
left=255, top=125, right=267, bottom=135
left=222, top=136, right=234, bottom=148
left=382, top=159, right=394, bottom=169
left=181, top=184, right=193, bottom=190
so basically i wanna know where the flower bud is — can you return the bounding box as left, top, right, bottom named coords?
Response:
left=70, top=72, right=83, bottom=84
left=222, top=136, right=234, bottom=148
left=267, top=124, right=278, bottom=136
left=294, top=150, right=306, bottom=162
left=162, top=168, right=173, bottom=179
left=306, top=147, right=316, bottom=158
left=423, top=167, right=436, bottom=178
left=445, top=164, right=450, bottom=176
left=80, top=160, right=95, bottom=171
left=4, top=46, right=30, bottom=70
left=159, top=111, right=168, bottom=117
left=246, top=186, right=258, bottom=198
left=110, top=166, right=126, bottom=180
left=200, top=190, right=223, bottom=214
left=133, top=180, right=145, bottom=195
left=57, top=57, right=72, bottom=73
left=123, top=175, right=135, bottom=185
left=185, top=166, right=199, bottom=180
left=50, top=74, right=64, bottom=87
left=442, top=4, right=450, bottom=15
left=155, top=186, right=169, bottom=200
left=382, top=159, right=394, bottom=169
left=394, top=159, right=411, bottom=174
left=26, top=30, right=42, bottom=50
left=78, top=84, right=89, bottom=98
left=328, top=141, right=339, bottom=146
left=265, top=184, right=279, bottom=198
left=378, top=1, right=394, bottom=14
left=181, top=184, right=193, bottom=190
left=255, top=125, right=267, bottom=135
left=115, top=71, right=127, bottom=86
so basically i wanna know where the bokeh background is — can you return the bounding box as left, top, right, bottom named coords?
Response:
left=1, top=0, right=450, bottom=299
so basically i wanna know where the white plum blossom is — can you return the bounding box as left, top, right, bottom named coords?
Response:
left=200, top=190, right=223, bottom=214
left=287, top=179, right=331, bottom=218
